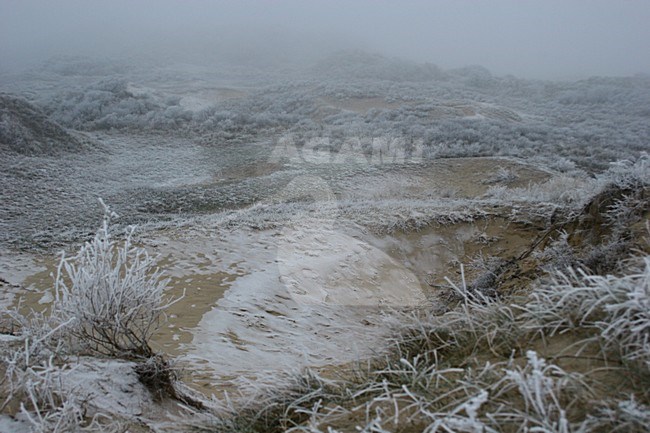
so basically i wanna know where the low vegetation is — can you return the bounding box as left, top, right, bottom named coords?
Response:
left=0, top=93, right=89, bottom=155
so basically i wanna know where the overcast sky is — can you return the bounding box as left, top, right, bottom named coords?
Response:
left=2, top=0, right=650, bottom=79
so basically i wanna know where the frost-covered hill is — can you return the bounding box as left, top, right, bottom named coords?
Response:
left=0, top=94, right=89, bottom=155
left=311, top=49, right=447, bottom=81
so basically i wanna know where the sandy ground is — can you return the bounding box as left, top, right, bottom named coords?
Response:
left=320, top=96, right=404, bottom=114
left=1, top=156, right=551, bottom=391
left=316, top=96, right=522, bottom=122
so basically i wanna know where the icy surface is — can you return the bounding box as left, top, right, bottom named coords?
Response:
left=157, top=222, right=425, bottom=379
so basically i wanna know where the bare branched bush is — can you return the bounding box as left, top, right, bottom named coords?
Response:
left=534, top=230, right=577, bottom=272
left=1, top=202, right=187, bottom=430
left=53, top=201, right=178, bottom=359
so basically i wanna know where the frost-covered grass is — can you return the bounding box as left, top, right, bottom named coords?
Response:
left=3, top=55, right=649, bottom=252
left=0, top=152, right=647, bottom=433
left=1, top=152, right=646, bottom=432
left=523, top=255, right=650, bottom=369
left=0, top=183, right=647, bottom=432
left=4, top=53, right=648, bottom=172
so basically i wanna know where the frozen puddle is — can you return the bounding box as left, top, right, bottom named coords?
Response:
left=146, top=221, right=425, bottom=384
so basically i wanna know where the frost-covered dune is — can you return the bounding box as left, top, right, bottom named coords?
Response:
left=0, top=94, right=89, bottom=155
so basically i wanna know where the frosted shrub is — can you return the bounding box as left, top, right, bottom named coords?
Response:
left=0, top=311, right=110, bottom=432
left=482, top=166, right=518, bottom=185
left=18, top=360, right=83, bottom=433
left=602, top=153, right=649, bottom=190
left=0, top=202, right=187, bottom=430
left=53, top=201, right=174, bottom=359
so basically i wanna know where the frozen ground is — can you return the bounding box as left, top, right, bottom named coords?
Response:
left=149, top=223, right=426, bottom=381
left=142, top=212, right=544, bottom=386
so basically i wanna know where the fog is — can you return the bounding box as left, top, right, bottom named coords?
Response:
left=2, top=0, right=650, bottom=79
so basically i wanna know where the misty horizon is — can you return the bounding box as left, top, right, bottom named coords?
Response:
left=2, top=0, right=650, bottom=80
